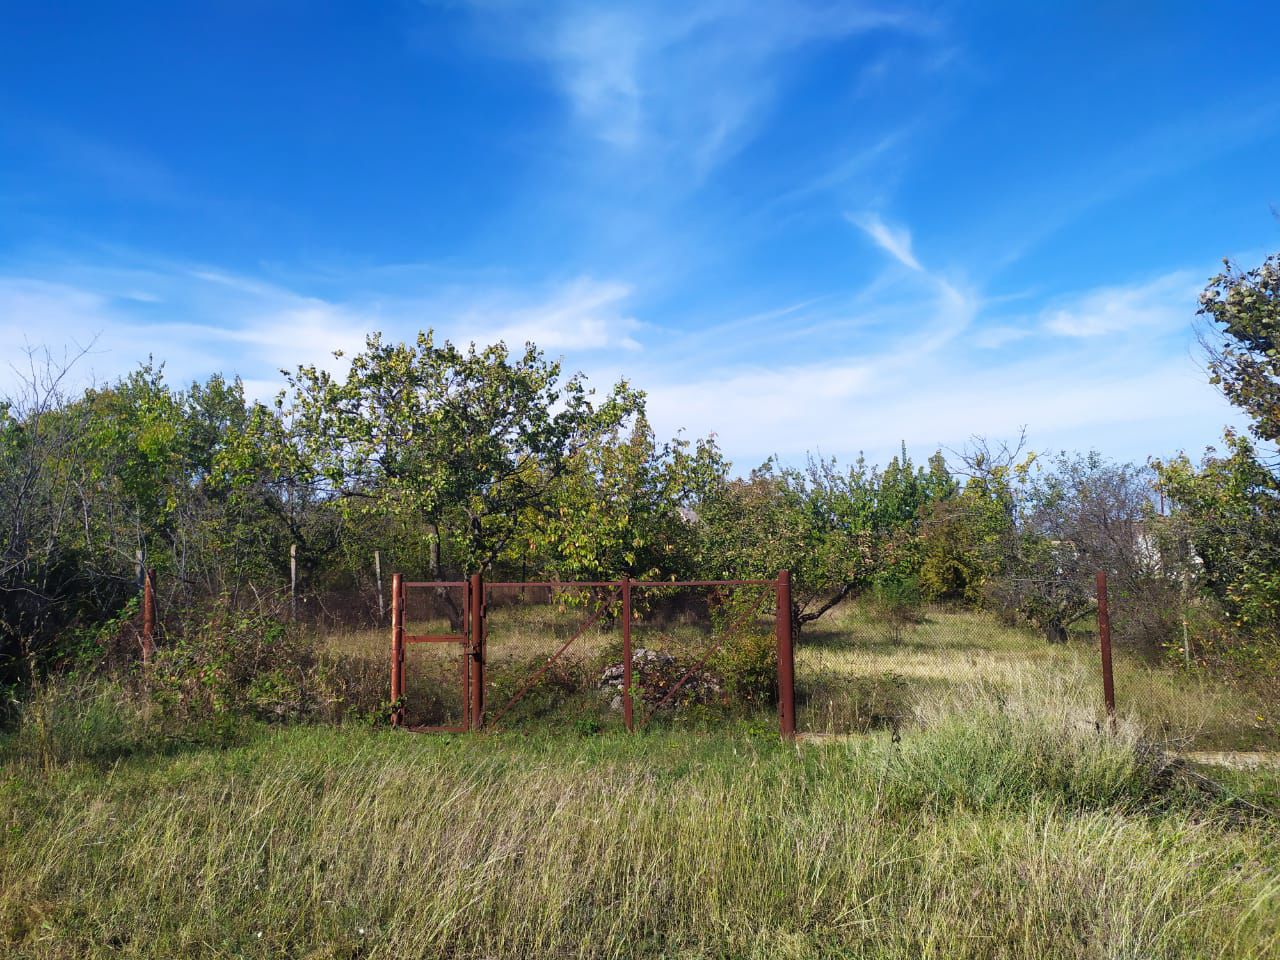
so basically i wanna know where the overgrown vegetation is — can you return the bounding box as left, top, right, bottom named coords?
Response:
left=2, top=254, right=1280, bottom=958
left=6, top=259, right=1280, bottom=699
left=2, top=704, right=1277, bottom=959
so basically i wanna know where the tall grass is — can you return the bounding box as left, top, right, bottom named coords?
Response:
left=337, top=598, right=1278, bottom=748
left=2, top=703, right=1277, bottom=959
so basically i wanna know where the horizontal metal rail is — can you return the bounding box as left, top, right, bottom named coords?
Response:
left=403, top=580, right=468, bottom=588
left=632, top=579, right=776, bottom=587
left=404, top=634, right=468, bottom=644
left=484, top=578, right=778, bottom=589
left=485, top=580, right=618, bottom=588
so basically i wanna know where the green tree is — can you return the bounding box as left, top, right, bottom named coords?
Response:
left=531, top=416, right=726, bottom=581
left=1156, top=434, right=1280, bottom=649
left=1153, top=253, right=1280, bottom=662
left=698, top=448, right=948, bottom=631
left=1200, top=254, right=1280, bottom=443
left=279, top=331, right=642, bottom=577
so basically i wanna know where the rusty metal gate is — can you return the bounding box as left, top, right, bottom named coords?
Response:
left=389, top=574, right=484, bottom=732
left=389, top=572, right=796, bottom=736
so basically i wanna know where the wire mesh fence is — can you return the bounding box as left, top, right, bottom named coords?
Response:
left=470, top=580, right=783, bottom=733
left=793, top=600, right=1108, bottom=736
left=397, top=581, right=470, bottom=731
left=1105, top=588, right=1279, bottom=753
left=792, top=577, right=1278, bottom=751
left=133, top=566, right=1275, bottom=750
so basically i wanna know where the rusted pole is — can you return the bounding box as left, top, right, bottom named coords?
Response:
left=141, top=568, right=156, bottom=664
left=469, top=573, right=484, bottom=730
left=622, top=577, right=633, bottom=732
left=1096, top=569, right=1116, bottom=727
left=390, top=573, right=404, bottom=726
left=776, top=570, right=796, bottom=738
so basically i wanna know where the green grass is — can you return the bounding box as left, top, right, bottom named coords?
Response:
left=327, top=599, right=1279, bottom=750
left=6, top=601, right=1267, bottom=957
left=2, top=690, right=1278, bottom=959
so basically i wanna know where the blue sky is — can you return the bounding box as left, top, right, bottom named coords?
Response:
left=1, top=2, right=1277, bottom=470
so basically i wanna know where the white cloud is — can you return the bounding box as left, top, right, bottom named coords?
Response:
left=0, top=265, right=643, bottom=401
left=971, top=325, right=1032, bottom=349
left=846, top=211, right=922, bottom=271
left=0, top=254, right=1239, bottom=470
left=1041, top=271, right=1198, bottom=338
left=463, top=277, right=642, bottom=351
left=466, top=1, right=936, bottom=173
left=551, top=8, right=646, bottom=148
left=640, top=337, right=1233, bottom=467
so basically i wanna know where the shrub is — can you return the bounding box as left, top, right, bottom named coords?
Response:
left=146, top=604, right=386, bottom=730
left=869, top=575, right=926, bottom=642
left=710, top=626, right=776, bottom=707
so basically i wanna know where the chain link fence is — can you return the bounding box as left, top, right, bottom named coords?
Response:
left=795, top=580, right=1278, bottom=752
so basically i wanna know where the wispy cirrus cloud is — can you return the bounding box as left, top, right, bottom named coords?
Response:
left=0, top=263, right=642, bottom=398
left=0, top=250, right=1240, bottom=471
left=457, top=0, right=937, bottom=173
left=847, top=211, right=923, bottom=271
left=1040, top=271, right=1199, bottom=338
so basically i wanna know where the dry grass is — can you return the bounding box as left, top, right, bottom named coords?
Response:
left=2, top=596, right=1275, bottom=958
left=2, top=709, right=1278, bottom=959
left=324, top=599, right=1278, bottom=749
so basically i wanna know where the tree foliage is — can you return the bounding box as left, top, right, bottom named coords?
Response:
left=1152, top=252, right=1280, bottom=666
left=1200, top=254, right=1280, bottom=443
left=277, top=332, right=642, bottom=576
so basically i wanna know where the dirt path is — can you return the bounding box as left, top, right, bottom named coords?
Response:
left=1177, top=751, right=1280, bottom=771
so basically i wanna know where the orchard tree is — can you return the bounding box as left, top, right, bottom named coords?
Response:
left=530, top=415, right=726, bottom=581
left=697, top=461, right=871, bottom=631
left=1152, top=253, right=1280, bottom=655
left=1200, top=254, right=1280, bottom=443
left=278, top=331, right=642, bottom=577
left=1157, top=435, right=1279, bottom=644
left=993, top=452, right=1157, bottom=644
left=698, top=449, right=947, bottom=632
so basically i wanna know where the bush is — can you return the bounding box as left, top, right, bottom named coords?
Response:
left=869, top=575, right=926, bottom=642
left=710, top=626, right=776, bottom=707
left=147, top=604, right=386, bottom=729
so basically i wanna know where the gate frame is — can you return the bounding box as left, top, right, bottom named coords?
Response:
left=390, top=574, right=482, bottom=732
left=391, top=571, right=796, bottom=737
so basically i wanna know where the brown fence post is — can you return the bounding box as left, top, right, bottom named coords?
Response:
left=141, top=568, right=156, bottom=664
left=1096, top=569, right=1116, bottom=727
left=470, top=572, right=484, bottom=730
left=622, top=577, right=633, bottom=732
left=390, top=573, right=404, bottom=726
left=776, top=570, right=796, bottom=738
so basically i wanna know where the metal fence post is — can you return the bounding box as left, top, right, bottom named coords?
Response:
left=141, top=568, right=156, bottom=664
left=470, top=572, right=484, bottom=730
left=1096, top=569, right=1116, bottom=727
left=622, top=578, right=633, bottom=732
left=776, top=570, right=796, bottom=738
left=390, top=573, right=404, bottom=726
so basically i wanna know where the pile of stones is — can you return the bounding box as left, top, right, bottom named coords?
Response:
left=598, top=647, right=724, bottom=711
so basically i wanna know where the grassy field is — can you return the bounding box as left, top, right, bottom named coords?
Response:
left=2, top=693, right=1279, bottom=960
left=3, top=600, right=1275, bottom=958
left=328, top=596, right=1279, bottom=750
